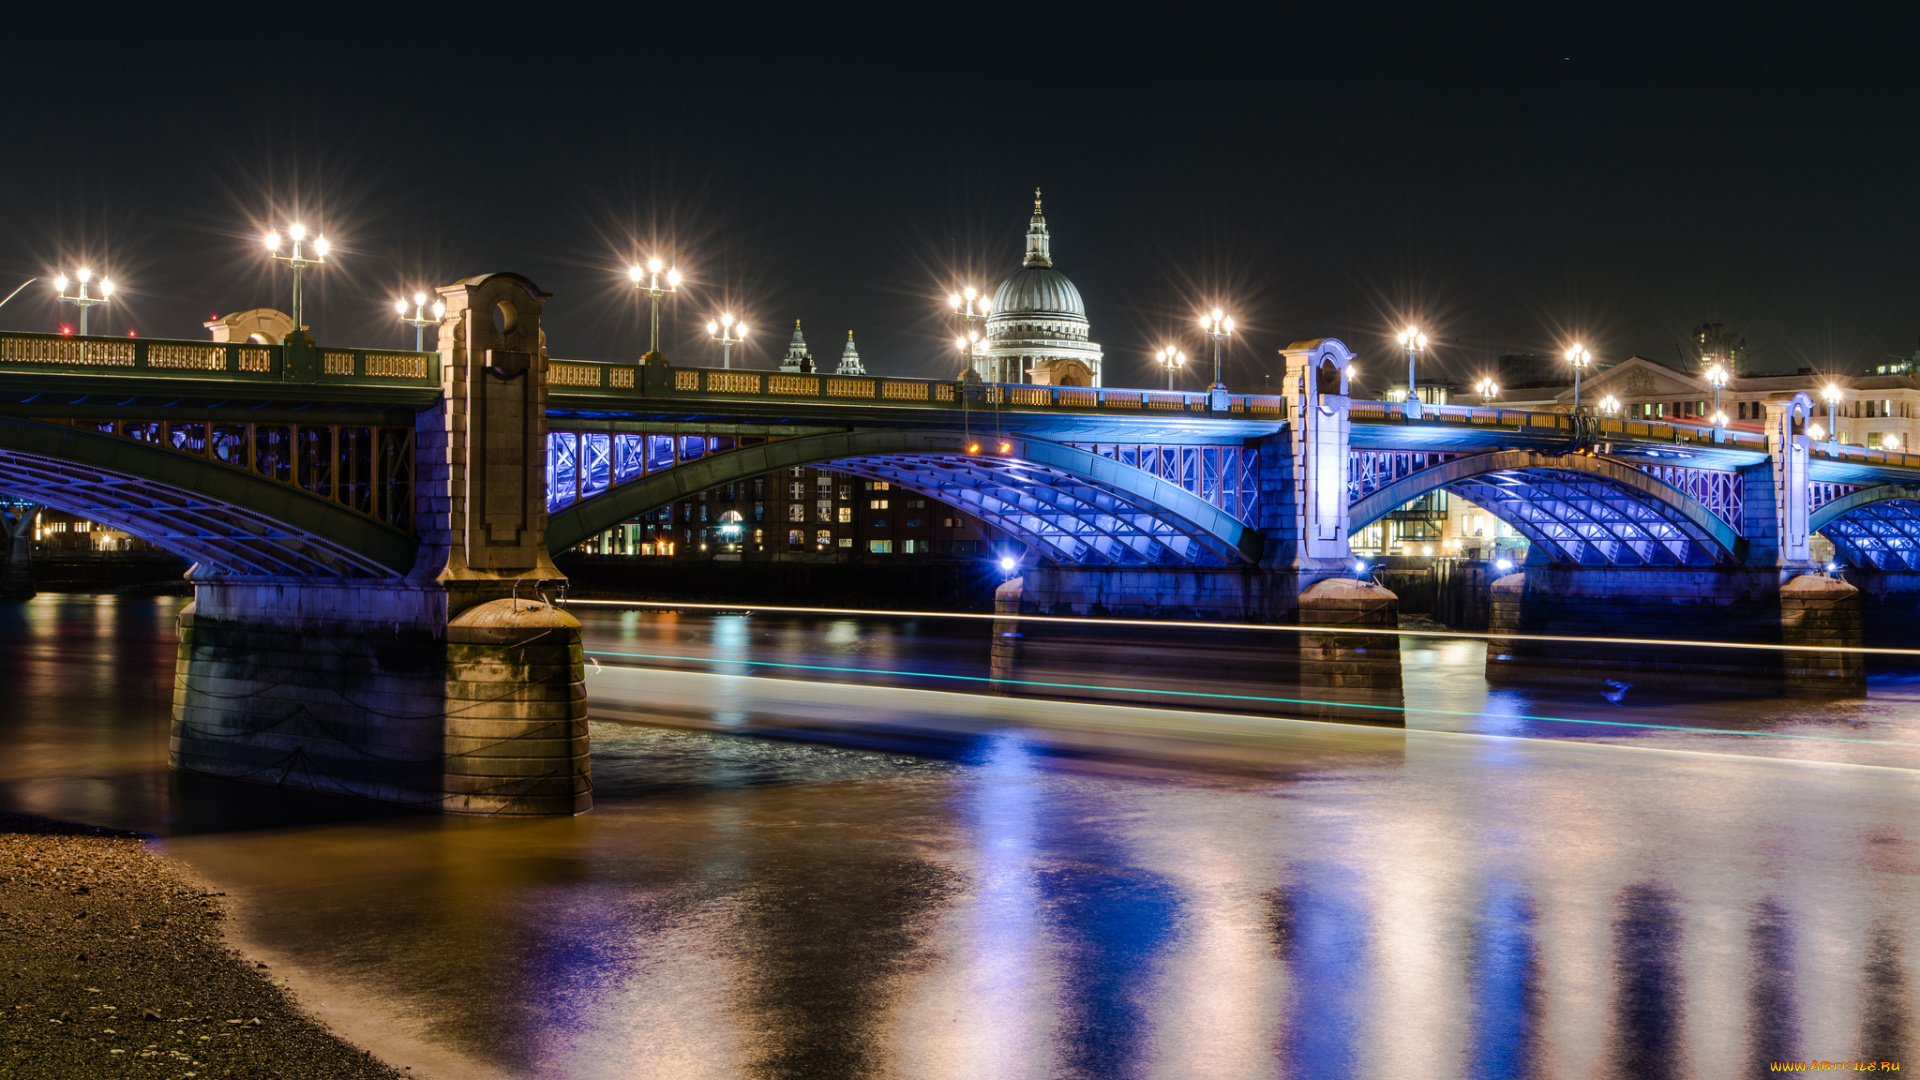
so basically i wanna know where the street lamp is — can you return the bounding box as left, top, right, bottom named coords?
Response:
left=1397, top=325, right=1428, bottom=418
left=262, top=224, right=329, bottom=335
left=1200, top=309, right=1234, bottom=409
left=1600, top=394, right=1621, bottom=417
left=948, top=287, right=992, bottom=379
left=1564, top=343, right=1593, bottom=412
left=1822, top=382, right=1843, bottom=444
left=1704, top=362, right=1729, bottom=428
left=394, top=292, right=445, bottom=351
left=50, top=269, right=113, bottom=336
left=1475, top=377, right=1499, bottom=403
left=628, top=257, right=682, bottom=358
left=705, top=313, right=748, bottom=369
left=1155, top=346, right=1187, bottom=390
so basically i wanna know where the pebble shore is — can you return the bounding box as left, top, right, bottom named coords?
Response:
left=0, top=813, right=404, bottom=1079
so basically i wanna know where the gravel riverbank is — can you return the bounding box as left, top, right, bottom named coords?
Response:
left=0, top=813, right=403, bottom=1079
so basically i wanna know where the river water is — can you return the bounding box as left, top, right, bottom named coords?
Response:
left=1, top=594, right=1915, bottom=1078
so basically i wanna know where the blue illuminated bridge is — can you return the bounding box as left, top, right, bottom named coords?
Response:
left=2, top=328, right=1916, bottom=581
left=0, top=272, right=1913, bottom=815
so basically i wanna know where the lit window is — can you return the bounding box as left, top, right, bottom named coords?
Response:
left=789, top=504, right=805, bottom=521
left=817, top=500, right=832, bottom=521
left=870, top=499, right=888, bottom=510
left=788, top=529, right=805, bottom=545
left=789, top=482, right=805, bottom=498
left=902, top=539, right=924, bottom=553
left=838, top=507, right=853, bottom=523
left=816, top=530, right=832, bottom=547
left=838, top=538, right=853, bottom=548
left=869, top=540, right=893, bottom=553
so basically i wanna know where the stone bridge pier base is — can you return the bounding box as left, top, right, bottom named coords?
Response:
left=171, top=579, right=588, bottom=814
left=1486, top=565, right=1862, bottom=694
left=1840, top=569, right=1920, bottom=649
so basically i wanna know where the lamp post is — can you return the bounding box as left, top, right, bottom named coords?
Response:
left=394, top=293, right=445, bottom=351
left=1155, top=346, right=1187, bottom=390
left=262, top=224, right=329, bottom=334
left=1600, top=394, right=1621, bottom=417
left=628, top=257, right=682, bottom=358
left=50, top=269, right=113, bottom=336
left=1475, top=377, right=1499, bottom=404
left=1822, top=383, right=1843, bottom=445
left=1564, top=343, right=1593, bottom=413
left=1705, top=362, right=1729, bottom=430
left=705, top=313, right=748, bottom=369
left=1397, top=325, right=1428, bottom=418
left=1200, top=309, right=1234, bottom=410
left=948, top=287, right=993, bottom=379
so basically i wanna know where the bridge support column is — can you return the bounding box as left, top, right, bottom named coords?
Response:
left=1255, top=339, right=1362, bottom=615
left=0, top=501, right=35, bottom=601
left=1296, top=578, right=1403, bottom=726
left=170, top=273, right=589, bottom=814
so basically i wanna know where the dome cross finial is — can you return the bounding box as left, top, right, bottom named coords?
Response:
left=1034, top=187, right=1043, bottom=215
left=1023, top=189, right=1053, bottom=268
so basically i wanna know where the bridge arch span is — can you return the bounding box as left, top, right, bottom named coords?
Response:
left=0, top=417, right=417, bottom=578
left=545, top=429, right=1263, bottom=567
left=1348, top=450, right=1741, bottom=566
left=1811, top=485, right=1920, bottom=570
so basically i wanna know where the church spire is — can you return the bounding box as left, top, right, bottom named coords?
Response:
left=781, top=320, right=813, bottom=373
left=837, top=329, right=867, bottom=375
left=1024, top=187, right=1052, bottom=268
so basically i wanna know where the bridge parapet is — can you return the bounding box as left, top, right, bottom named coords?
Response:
left=0, top=331, right=438, bottom=389
left=545, top=359, right=1289, bottom=418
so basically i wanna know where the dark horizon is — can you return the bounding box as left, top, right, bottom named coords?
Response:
left=4, top=11, right=1913, bottom=392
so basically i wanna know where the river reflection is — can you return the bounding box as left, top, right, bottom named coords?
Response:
left=0, top=595, right=1915, bottom=1078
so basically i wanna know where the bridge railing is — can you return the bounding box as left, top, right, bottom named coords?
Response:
left=1350, top=399, right=1775, bottom=450
left=0, top=332, right=439, bottom=389
left=544, top=359, right=1291, bottom=418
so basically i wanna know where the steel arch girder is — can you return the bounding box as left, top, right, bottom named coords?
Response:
left=1814, top=489, right=1920, bottom=570
left=1348, top=450, right=1740, bottom=566
left=546, top=429, right=1263, bottom=566
left=0, top=416, right=417, bottom=578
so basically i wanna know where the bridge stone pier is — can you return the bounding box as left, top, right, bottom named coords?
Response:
left=171, top=272, right=589, bottom=814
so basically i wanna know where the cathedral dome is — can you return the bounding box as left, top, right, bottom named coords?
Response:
left=992, top=265, right=1086, bottom=318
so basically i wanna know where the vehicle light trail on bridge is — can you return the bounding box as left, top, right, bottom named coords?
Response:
left=579, top=644, right=1920, bottom=753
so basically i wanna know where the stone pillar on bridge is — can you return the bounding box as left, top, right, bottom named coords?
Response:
left=0, top=501, right=38, bottom=601
left=171, top=273, right=591, bottom=814
left=1264, top=339, right=1356, bottom=595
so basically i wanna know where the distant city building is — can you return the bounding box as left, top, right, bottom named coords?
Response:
left=1692, top=323, right=1749, bottom=373
left=836, top=331, right=867, bottom=375
left=779, top=321, right=815, bottom=373
left=974, top=191, right=1104, bottom=387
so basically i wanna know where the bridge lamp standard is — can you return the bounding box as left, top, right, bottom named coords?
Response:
left=628, top=258, right=681, bottom=358
left=1397, top=326, right=1427, bottom=419
left=50, top=269, right=113, bottom=336
left=1475, top=377, right=1499, bottom=403
left=1155, top=346, right=1187, bottom=390
left=705, top=313, right=748, bottom=369
left=1564, top=343, right=1593, bottom=413
left=1822, top=383, right=1844, bottom=445
left=1600, top=394, right=1621, bottom=418
left=263, top=225, right=329, bottom=334
left=1705, top=362, right=1730, bottom=430
left=394, top=293, right=445, bottom=351
left=948, top=287, right=992, bottom=378
left=1200, top=309, right=1234, bottom=410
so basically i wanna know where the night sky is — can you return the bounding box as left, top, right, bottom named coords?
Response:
left=4, top=11, right=1913, bottom=392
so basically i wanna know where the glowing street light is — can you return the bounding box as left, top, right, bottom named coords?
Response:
left=1704, top=362, right=1729, bottom=428
left=394, top=292, right=445, bottom=351
left=1200, top=309, right=1234, bottom=409
left=50, top=268, right=113, bottom=336
left=948, top=286, right=992, bottom=379
left=262, top=223, right=329, bottom=335
left=628, top=257, right=682, bottom=358
left=1600, top=394, right=1621, bottom=417
left=1397, top=325, right=1428, bottom=418
left=1822, top=382, right=1844, bottom=445
left=705, top=313, right=748, bottom=369
left=1564, top=343, right=1593, bottom=413
left=1475, top=377, right=1499, bottom=403
left=1155, top=346, right=1187, bottom=390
